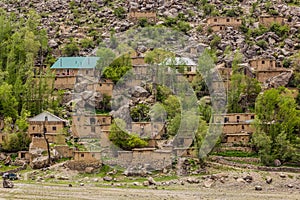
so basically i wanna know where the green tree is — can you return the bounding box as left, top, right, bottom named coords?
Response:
left=252, top=88, right=300, bottom=165
left=109, top=119, right=148, bottom=150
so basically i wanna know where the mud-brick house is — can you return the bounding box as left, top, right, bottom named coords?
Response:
left=211, top=113, right=255, bottom=144
left=51, top=57, right=99, bottom=90
left=249, top=58, right=290, bottom=83
left=162, top=57, right=197, bottom=82
left=206, top=17, right=242, bottom=32
left=131, top=122, right=165, bottom=147
left=73, top=151, right=101, bottom=162
left=28, top=111, right=67, bottom=144
left=71, top=114, right=112, bottom=138
left=259, top=15, right=285, bottom=26
left=128, top=11, right=157, bottom=24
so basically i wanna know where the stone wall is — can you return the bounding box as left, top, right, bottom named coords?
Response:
left=114, top=148, right=172, bottom=170
left=29, top=137, right=48, bottom=152
left=64, top=160, right=102, bottom=171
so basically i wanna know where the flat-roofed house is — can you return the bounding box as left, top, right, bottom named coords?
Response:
left=211, top=113, right=255, bottom=144
left=249, top=58, right=290, bottom=83
left=206, top=17, right=242, bottom=32
left=259, top=15, right=285, bottom=26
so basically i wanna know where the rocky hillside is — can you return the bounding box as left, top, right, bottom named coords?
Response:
left=0, top=0, right=299, bottom=64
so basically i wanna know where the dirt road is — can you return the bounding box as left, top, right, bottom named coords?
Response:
left=0, top=182, right=299, bottom=200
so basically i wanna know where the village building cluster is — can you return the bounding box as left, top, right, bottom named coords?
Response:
left=0, top=10, right=297, bottom=170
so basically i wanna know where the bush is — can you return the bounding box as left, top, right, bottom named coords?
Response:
left=210, top=35, right=221, bottom=49
left=256, top=40, right=268, bottom=49
left=270, top=23, right=290, bottom=38
left=113, top=7, right=126, bottom=19
left=63, top=40, right=79, bottom=56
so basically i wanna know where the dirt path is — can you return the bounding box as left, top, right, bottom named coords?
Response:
left=0, top=183, right=299, bottom=200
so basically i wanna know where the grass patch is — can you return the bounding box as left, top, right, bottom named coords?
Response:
left=212, top=150, right=258, bottom=158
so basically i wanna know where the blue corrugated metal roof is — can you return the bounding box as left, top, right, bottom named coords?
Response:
left=51, top=57, right=100, bottom=69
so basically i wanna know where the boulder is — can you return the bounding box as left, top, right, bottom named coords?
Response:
left=203, top=179, right=215, bottom=188
left=264, top=71, right=293, bottom=89
left=274, top=159, right=282, bottom=167
left=266, top=176, right=273, bottom=184
left=85, top=167, right=95, bottom=174
left=30, top=156, right=49, bottom=169
left=148, top=176, right=157, bottom=185
left=103, top=176, right=113, bottom=182
left=131, top=86, right=149, bottom=98
left=255, top=185, right=262, bottom=191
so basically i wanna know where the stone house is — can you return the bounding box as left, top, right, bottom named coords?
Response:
left=28, top=111, right=67, bottom=144
left=51, top=57, right=99, bottom=90
left=73, top=151, right=101, bottom=162
left=259, top=15, right=285, bottom=26
left=211, top=113, right=255, bottom=144
left=71, top=114, right=112, bottom=138
left=249, top=58, right=290, bottom=83
left=206, top=17, right=242, bottom=31
left=128, top=11, right=157, bottom=23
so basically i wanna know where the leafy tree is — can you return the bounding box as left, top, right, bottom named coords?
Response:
left=102, top=54, right=132, bottom=83
left=109, top=119, right=148, bottom=150
left=0, top=83, right=18, bottom=119
left=130, top=103, right=150, bottom=122
left=63, top=38, right=79, bottom=56
left=145, top=48, right=174, bottom=65
left=252, top=88, right=300, bottom=165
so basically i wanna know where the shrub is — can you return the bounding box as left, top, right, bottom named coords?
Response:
left=113, top=7, right=126, bottom=19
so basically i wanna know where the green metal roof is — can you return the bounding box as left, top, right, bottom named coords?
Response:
left=51, top=57, right=100, bottom=69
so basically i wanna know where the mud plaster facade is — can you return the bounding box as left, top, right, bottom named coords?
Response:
left=259, top=16, right=285, bottom=26
left=212, top=113, right=255, bottom=144
left=73, top=151, right=101, bottom=162
left=28, top=112, right=67, bottom=144
left=71, top=114, right=112, bottom=138
left=207, top=17, right=242, bottom=31
left=249, top=58, right=289, bottom=83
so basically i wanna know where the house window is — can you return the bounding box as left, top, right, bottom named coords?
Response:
left=220, top=26, right=223, bottom=30
left=99, top=83, right=102, bottom=87
left=32, top=126, right=35, bottom=130
left=92, top=153, right=95, bottom=157
left=251, top=115, right=255, bottom=119
left=90, top=118, right=96, bottom=125
left=226, top=18, right=230, bottom=22
left=86, top=70, right=89, bottom=75
left=77, top=117, right=80, bottom=121
left=52, top=126, right=56, bottom=131
left=262, top=60, right=265, bottom=64
left=187, top=67, right=191, bottom=72
left=91, top=126, right=95, bottom=133
left=237, top=116, right=240, bottom=122
left=242, top=125, right=244, bottom=130
left=224, top=117, right=229, bottom=123
left=214, top=18, right=217, bottom=22
left=81, top=153, right=84, bottom=157
left=102, top=118, right=106, bottom=123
